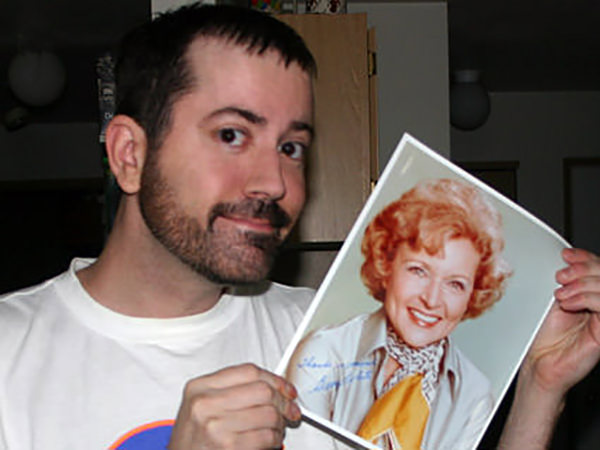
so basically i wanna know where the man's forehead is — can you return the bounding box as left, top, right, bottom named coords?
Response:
left=183, top=36, right=314, bottom=109
left=186, top=35, right=309, bottom=74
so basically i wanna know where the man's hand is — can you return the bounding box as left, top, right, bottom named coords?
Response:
left=499, top=247, right=600, bottom=449
left=530, top=247, right=600, bottom=395
left=168, top=363, right=301, bottom=449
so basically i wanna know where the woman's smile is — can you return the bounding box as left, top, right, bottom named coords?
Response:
left=408, top=307, right=441, bottom=327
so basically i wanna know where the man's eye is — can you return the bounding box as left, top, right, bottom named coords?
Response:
left=278, top=141, right=305, bottom=160
left=218, top=128, right=245, bottom=146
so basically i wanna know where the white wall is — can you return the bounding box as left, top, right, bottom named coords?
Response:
left=451, top=91, right=600, bottom=236
left=349, top=1, right=450, bottom=167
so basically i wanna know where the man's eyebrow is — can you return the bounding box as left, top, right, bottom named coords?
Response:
left=291, top=121, right=314, bottom=139
left=207, top=107, right=267, bottom=125
left=206, top=107, right=313, bottom=138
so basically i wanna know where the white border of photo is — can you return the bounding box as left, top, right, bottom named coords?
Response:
left=278, top=133, right=569, bottom=450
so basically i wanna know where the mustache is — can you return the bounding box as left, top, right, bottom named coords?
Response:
left=208, top=199, right=292, bottom=231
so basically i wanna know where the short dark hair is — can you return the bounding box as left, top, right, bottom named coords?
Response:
left=115, top=3, right=316, bottom=151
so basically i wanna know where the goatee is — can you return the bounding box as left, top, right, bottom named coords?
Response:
left=139, top=156, right=292, bottom=285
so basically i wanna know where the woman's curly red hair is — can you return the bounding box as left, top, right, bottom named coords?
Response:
left=360, top=178, right=512, bottom=320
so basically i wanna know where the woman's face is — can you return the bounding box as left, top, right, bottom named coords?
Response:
left=384, top=237, right=480, bottom=348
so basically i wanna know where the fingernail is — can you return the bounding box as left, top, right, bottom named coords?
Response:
left=556, top=267, right=570, bottom=282
left=287, top=414, right=302, bottom=429
left=286, top=383, right=298, bottom=398
left=555, top=285, right=570, bottom=299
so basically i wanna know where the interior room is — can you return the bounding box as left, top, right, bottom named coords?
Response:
left=1, top=0, right=599, bottom=447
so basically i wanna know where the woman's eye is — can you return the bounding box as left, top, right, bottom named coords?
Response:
left=218, top=128, right=245, bottom=146
left=278, top=141, right=306, bottom=161
left=408, top=266, right=426, bottom=277
left=448, top=280, right=466, bottom=292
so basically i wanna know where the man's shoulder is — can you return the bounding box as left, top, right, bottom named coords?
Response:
left=266, top=281, right=315, bottom=306
left=0, top=273, right=68, bottom=366
left=233, top=280, right=315, bottom=313
left=0, top=259, right=85, bottom=320
left=0, top=275, right=61, bottom=322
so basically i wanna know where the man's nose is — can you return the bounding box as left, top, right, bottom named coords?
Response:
left=244, top=148, right=286, bottom=201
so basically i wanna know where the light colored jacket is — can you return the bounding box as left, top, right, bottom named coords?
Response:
left=286, top=308, right=494, bottom=450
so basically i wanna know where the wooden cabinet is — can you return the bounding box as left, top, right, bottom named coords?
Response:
left=278, top=13, right=377, bottom=243
left=272, top=14, right=377, bottom=288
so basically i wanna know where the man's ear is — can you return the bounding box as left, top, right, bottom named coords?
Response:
left=104, top=115, right=148, bottom=194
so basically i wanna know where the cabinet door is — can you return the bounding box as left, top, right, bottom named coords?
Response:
left=279, top=14, right=374, bottom=243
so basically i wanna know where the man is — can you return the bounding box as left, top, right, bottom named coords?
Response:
left=0, top=4, right=599, bottom=450
left=0, top=5, right=315, bottom=448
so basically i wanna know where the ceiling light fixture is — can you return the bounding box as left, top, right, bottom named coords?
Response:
left=7, top=50, right=67, bottom=107
left=449, top=69, right=490, bottom=131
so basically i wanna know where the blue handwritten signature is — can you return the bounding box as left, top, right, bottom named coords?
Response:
left=309, top=369, right=374, bottom=393
left=298, top=356, right=376, bottom=370
left=296, top=357, right=376, bottom=393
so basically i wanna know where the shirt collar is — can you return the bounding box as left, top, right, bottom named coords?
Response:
left=356, top=307, right=388, bottom=358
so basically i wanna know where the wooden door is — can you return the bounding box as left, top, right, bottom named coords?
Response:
left=279, top=13, right=375, bottom=243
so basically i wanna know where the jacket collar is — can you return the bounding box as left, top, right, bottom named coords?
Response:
left=356, top=308, right=461, bottom=385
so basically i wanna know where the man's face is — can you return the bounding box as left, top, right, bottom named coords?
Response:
left=139, top=38, right=313, bottom=285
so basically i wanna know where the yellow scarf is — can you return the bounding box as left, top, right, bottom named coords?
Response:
left=357, top=331, right=445, bottom=449
left=357, top=373, right=428, bottom=449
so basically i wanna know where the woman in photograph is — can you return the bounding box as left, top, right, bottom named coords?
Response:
left=287, top=178, right=512, bottom=450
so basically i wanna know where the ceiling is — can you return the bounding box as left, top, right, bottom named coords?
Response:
left=1, top=0, right=599, bottom=123
left=0, top=0, right=149, bottom=50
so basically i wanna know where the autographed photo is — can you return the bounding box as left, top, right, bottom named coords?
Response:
left=278, top=134, right=569, bottom=450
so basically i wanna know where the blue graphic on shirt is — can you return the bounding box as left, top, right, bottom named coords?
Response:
left=112, top=423, right=173, bottom=449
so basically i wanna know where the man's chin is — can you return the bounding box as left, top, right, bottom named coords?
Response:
left=190, top=243, right=278, bottom=286
left=198, top=264, right=272, bottom=286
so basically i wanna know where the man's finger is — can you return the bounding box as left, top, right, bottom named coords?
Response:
left=183, top=375, right=301, bottom=424
left=217, top=379, right=301, bottom=420
left=562, top=247, right=600, bottom=264
left=556, top=260, right=600, bottom=285
left=185, top=363, right=296, bottom=400
left=200, top=404, right=287, bottom=435
left=556, top=290, right=600, bottom=313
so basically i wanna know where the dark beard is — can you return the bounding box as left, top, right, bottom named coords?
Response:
left=138, top=154, right=291, bottom=285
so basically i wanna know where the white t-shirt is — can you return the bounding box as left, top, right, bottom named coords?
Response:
left=0, top=258, right=313, bottom=450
